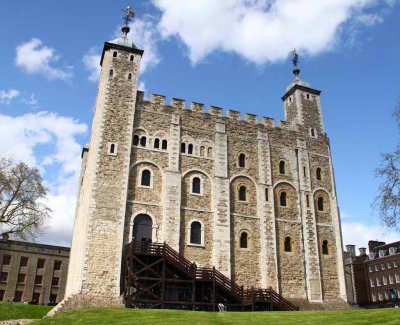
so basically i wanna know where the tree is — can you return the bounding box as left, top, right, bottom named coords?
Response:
left=0, top=157, right=51, bottom=239
left=374, top=102, right=400, bottom=231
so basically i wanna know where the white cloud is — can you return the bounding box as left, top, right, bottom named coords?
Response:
left=15, top=38, right=73, bottom=80
left=0, top=112, right=87, bottom=245
left=22, top=93, right=39, bottom=108
left=0, top=89, right=20, bottom=104
left=342, top=222, right=399, bottom=252
left=152, top=0, right=393, bottom=64
left=82, top=48, right=101, bottom=82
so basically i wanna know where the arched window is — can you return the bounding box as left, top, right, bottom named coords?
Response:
left=192, top=177, right=201, bottom=194
left=132, top=214, right=152, bottom=242
left=130, top=55, right=134, bottom=61
left=128, top=73, right=132, bottom=80
left=113, top=51, right=117, bottom=58
left=188, top=144, right=193, bottom=154
left=162, top=140, right=168, bottom=150
left=322, top=240, right=329, bottom=255
left=109, top=143, right=115, bottom=154
left=284, top=237, right=292, bottom=252
left=279, top=161, right=285, bottom=174
left=310, top=128, right=315, bottom=137
left=316, top=168, right=322, bottom=181
left=200, top=146, right=205, bottom=157
left=265, top=188, right=269, bottom=201
left=133, top=135, right=139, bottom=146
left=140, top=136, right=146, bottom=147
left=240, top=232, right=248, bottom=248
left=239, top=153, right=246, bottom=168
left=280, top=191, right=287, bottom=207
left=109, top=69, right=113, bottom=77
left=207, top=147, right=212, bottom=158
left=154, top=138, right=160, bottom=149
left=181, top=143, right=186, bottom=153
left=317, top=197, right=324, bottom=211
left=190, top=221, right=201, bottom=244
left=141, top=169, right=151, bottom=187
left=239, top=186, right=246, bottom=201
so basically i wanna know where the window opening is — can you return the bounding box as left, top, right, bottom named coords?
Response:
left=140, top=136, right=146, bottom=147
left=239, top=186, right=246, bottom=201
left=322, top=240, right=329, bottom=255
left=306, top=194, right=310, bottom=208
left=109, top=69, right=113, bottom=77
left=113, top=51, right=117, bottom=58
left=133, top=135, right=139, bottom=146
left=188, top=144, right=193, bottom=154
left=279, top=161, right=285, bottom=174
left=141, top=169, right=151, bottom=187
left=240, top=232, right=248, bottom=248
left=181, top=143, right=186, bottom=153
left=192, top=177, right=201, bottom=194
left=280, top=191, right=287, bottom=207
left=110, top=143, right=115, bottom=154
left=239, top=153, right=246, bottom=168
left=130, top=55, right=134, bottom=61
left=284, top=237, right=292, bottom=252
left=316, top=167, right=322, bottom=181
left=265, top=188, right=269, bottom=201
left=190, top=222, right=201, bottom=244
left=317, top=197, right=324, bottom=211
left=128, top=73, right=132, bottom=80
left=162, top=140, right=168, bottom=150
left=154, top=138, right=160, bottom=149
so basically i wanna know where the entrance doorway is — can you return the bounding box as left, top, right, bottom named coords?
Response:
left=132, top=214, right=153, bottom=242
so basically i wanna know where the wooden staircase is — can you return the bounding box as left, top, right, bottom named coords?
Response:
left=123, top=241, right=298, bottom=311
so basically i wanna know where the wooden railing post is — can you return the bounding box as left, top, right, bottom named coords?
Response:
left=192, top=263, right=196, bottom=310
left=212, top=266, right=216, bottom=311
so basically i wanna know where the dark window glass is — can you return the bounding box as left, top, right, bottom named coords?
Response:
left=17, top=273, right=25, bottom=283
left=13, top=291, right=23, bottom=302
left=140, top=136, right=146, bottom=147
left=306, top=194, right=310, bottom=208
left=113, top=51, right=117, bottom=58
left=110, top=143, right=115, bottom=154
left=316, top=168, right=322, bottom=181
left=239, top=154, right=246, bottom=167
left=279, top=161, right=285, bottom=174
left=130, top=55, right=134, bottom=61
left=311, top=128, right=315, bottom=137
left=32, top=292, right=40, bottom=304
left=240, top=232, right=248, bottom=248
left=154, top=138, right=160, bottom=149
left=265, top=188, right=269, bottom=201
left=35, top=275, right=43, bottom=285
left=133, top=135, right=139, bottom=146
left=284, top=237, right=292, bottom=252
left=239, top=186, right=246, bottom=201
left=192, top=177, right=201, bottom=194
left=52, top=277, right=59, bottom=287
left=188, top=144, right=193, bottom=154
left=280, top=192, right=287, bottom=207
left=322, top=240, right=329, bottom=255
left=0, top=272, right=8, bottom=282
left=190, top=222, right=201, bottom=244
left=54, top=261, right=62, bottom=271
left=162, top=140, right=167, bottom=150
left=141, top=170, right=151, bottom=187
left=317, top=197, right=324, bottom=211
left=181, top=143, right=186, bottom=153
left=2, top=255, right=11, bottom=266
left=128, top=73, right=132, bottom=80
left=306, top=94, right=310, bottom=99
left=37, top=259, right=45, bottom=269
left=109, top=69, right=113, bottom=77
left=20, top=257, right=28, bottom=267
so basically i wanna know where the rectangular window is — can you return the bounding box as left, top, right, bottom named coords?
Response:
left=388, top=261, right=392, bottom=269
left=370, top=278, right=375, bottom=287
left=2, top=255, right=11, bottom=266
left=378, top=292, right=383, bottom=301
left=381, top=263, right=385, bottom=270
left=32, top=292, right=40, bottom=304
left=385, top=291, right=389, bottom=300
left=389, top=275, right=394, bottom=284
left=13, top=291, right=23, bottom=302
left=53, top=261, right=62, bottom=271
left=377, top=277, right=381, bottom=286
left=394, top=261, right=398, bottom=267
left=375, top=265, right=379, bottom=271
left=35, top=275, right=42, bottom=285
left=369, top=266, right=373, bottom=273
left=383, top=276, right=388, bottom=285
left=396, top=273, right=400, bottom=283
left=17, top=273, right=26, bottom=283
left=37, top=259, right=45, bottom=269
left=20, top=257, right=29, bottom=268
left=51, top=277, right=59, bottom=287
left=0, top=272, right=8, bottom=282
left=49, top=294, right=57, bottom=304
left=372, top=293, right=376, bottom=302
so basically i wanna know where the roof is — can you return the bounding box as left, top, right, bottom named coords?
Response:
left=100, top=37, right=144, bottom=66
left=368, top=240, right=400, bottom=260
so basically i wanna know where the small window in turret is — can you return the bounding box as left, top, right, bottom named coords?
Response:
left=289, top=97, right=292, bottom=103
left=130, top=55, right=134, bottom=61
left=108, top=143, right=117, bottom=156
left=128, top=73, right=132, bottom=81
left=309, top=128, right=317, bottom=138
left=306, top=94, right=310, bottom=100
left=109, top=69, right=113, bottom=78
left=113, top=51, right=117, bottom=58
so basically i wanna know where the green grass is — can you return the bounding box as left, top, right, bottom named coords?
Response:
left=27, top=307, right=400, bottom=325
left=0, top=302, right=52, bottom=321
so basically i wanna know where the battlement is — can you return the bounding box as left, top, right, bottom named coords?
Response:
left=136, top=91, right=279, bottom=128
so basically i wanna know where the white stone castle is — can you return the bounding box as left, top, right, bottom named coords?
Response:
left=61, top=9, right=347, bottom=311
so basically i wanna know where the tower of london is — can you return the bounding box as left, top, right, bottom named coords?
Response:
left=60, top=10, right=347, bottom=311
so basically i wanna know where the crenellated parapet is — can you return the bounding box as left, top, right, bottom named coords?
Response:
left=136, top=91, right=280, bottom=129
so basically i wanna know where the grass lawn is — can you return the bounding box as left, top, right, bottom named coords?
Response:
left=28, top=307, right=400, bottom=325
left=0, top=302, right=52, bottom=321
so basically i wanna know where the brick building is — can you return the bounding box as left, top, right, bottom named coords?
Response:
left=0, top=237, right=69, bottom=305
left=59, top=8, right=347, bottom=311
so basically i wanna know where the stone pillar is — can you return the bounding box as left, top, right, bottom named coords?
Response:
left=162, top=113, right=182, bottom=250
left=297, top=139, right=323, bottom=302
left=212, top=120, right=231, bottom=277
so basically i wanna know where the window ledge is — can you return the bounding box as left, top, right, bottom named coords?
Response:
left=187, top=243, right=205, bottom=248
left=138, top=185, right=152, bottom=189
left=190, top=192, right=203, bottom=197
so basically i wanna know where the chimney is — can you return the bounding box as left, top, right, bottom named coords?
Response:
left=359, top=247, right=366, bottom=256
left=346, top=244, right=356, bottom=257
left=368, top=240, right=386, bottom=253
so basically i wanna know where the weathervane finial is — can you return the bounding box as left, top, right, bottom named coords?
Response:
left=121, top=4, right=136, bottom=37
left=290, top=48, right=300, bottom=78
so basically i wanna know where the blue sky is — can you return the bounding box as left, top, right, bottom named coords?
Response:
left=0, top=0, right=399, bottom=250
